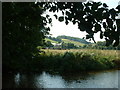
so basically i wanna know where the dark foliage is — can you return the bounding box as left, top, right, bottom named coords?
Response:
left=47, top=36, right=62, bottom=42
left=40, top=2, right=120, bottom=46
left=2, top=2, right=49, bottom=72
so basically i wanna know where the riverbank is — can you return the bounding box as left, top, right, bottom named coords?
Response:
left=38, top=49, right=120, bottom=73
left=3, top=49, right=120, bottom=74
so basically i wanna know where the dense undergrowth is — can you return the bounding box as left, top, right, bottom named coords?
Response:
left=38, top=52, right=116, bottom=73
left=3, top=49, right=120, bottom=74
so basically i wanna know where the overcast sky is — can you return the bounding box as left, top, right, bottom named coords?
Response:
left=46, top=0, right=120, bottom=42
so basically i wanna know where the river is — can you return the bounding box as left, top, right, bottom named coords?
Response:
left=3, top=70, right=119, bottom=88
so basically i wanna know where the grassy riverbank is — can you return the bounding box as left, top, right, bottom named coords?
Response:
left=4, top=49, right=120, bottom=73
left=37, top=49, right=119, bottom=73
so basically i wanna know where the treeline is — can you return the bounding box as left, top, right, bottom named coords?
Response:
left=45, top=41, right=78, bottom=49
left=81, top=41, right=120, bottom=50
left=61, top=42, right=78, bottom=49
left=47, top=36, right=62, bottom=43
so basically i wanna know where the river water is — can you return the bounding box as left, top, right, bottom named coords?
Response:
left=3, top=70, right=119, bottom=88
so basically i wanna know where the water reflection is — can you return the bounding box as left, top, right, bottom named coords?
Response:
left=14, top=73, right=20, bottom=86
left=36, top=72, right=66, bottom=88
left=3, top=70, right=119, bottom=88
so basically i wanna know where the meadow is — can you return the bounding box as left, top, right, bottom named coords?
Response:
left=44, top=49, right=120, bottom=60
left=5, top=49, right=120, bottom=73
left=36, top=49, right=120, bottom=73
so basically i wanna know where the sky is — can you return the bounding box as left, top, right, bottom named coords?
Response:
left=46, top=0, right=120, bottom=42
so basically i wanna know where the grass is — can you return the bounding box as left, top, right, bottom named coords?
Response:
left=4, top=49, right=120, bottom=73
left=43, top=49, right=120, bottom=60
left=62, top=39, right=85, bottom=46
left=45, top=38, right=58, bottom=43
left=38, top=49, right=120, bottom=73
left=45, top=38, right=85, bottom=46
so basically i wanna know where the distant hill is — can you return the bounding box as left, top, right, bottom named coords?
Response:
left=45, top=35, right=91, bottom=47
left=45, top=38, right=58, bottom=43
left=57, top=35, right=91, bottom=44
left=45, top=35, right=120, bottom=50
left=61, top=39, right=85, bottom=46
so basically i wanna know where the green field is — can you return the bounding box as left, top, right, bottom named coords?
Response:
left=43, top=49, right=120, bottom=60
left=6, top=48, right=120, bottom=73
left=38, top=49, right=120, bottom=73
left=61, top=39, right=85, bottom=46
left=45, top=38, right=58, bottom=43
left=45, top=38, right=85, bottom=46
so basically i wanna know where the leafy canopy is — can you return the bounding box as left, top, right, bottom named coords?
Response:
left=3, top=3, right=50, bottom=64
left=38, top=1, right=120, bottom=46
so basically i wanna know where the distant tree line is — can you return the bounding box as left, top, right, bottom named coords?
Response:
left=61, top=42, right=78, bottom=49
left=81, top=41, right=120, bottom=50
left=47, top=36, right=62, bottom=43
left=44, top=41, right=77, bottom=49
left=45, top=36, right=120, bottom=50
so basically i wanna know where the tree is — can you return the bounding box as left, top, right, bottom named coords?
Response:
left=3, top=2, right=120, bottom=71
left=61, top=42, right=67, bottom=49
left=45, top=41, right=54, bottom=48
left=39, top=1, right=120, bottom=46
left=2, top=2, right=50, bottom=71
left=67, top=43, right=76, bottom=49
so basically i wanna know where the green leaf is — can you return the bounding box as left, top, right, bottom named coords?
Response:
left=103, top=12, right=110, bottom=19
left=62, top=11, right=64, bottom=15
left=46, top=27, right=50, bottom=31
left=48, top=18, right=52, bottom=23
left=84, top=7, right=90, bottom=12
left=65, top=20, right=69, bottom=25
left=72, top=19, right=76, bottom=25
left=95, top=23, right=101, bottom=32
left=86, top=34, right=93, bottom=39
left=103, top=22, right=107, bottom=28
left=104, top=30, right=110, bottom=37
left=54, top=14, right=58, bottom=19
left=109, top=9, right=116, bottom=20
left=85, top=2, right=92, bottom=6
left=91, top=2, right=102, bottom=10
left=103, top=3, right=108, bottom=7
left=106, top=18, right=113, bottom=28
left=78, top=23, right=86, bottom=31
left=58, top=16, right=64, bottom=22
left=46, top=15, right=49, bottom=18
left=100, top=31, right=103, bottom=39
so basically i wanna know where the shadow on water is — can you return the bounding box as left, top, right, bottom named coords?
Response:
left=3, top=72, right=43, bottom=88
left=2, top=70, right=119, bottom=88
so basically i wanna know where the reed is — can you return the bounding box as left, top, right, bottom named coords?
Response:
left=38, top=49, right=120, bottom=73
left=5, top=49, right=119, bottom=73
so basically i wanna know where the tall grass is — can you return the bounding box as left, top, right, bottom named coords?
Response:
left=38, top=49, right=120, bottom=73
left=5, top=49, right=119, bottom=73
left=44, top=49, right=120, bottom=60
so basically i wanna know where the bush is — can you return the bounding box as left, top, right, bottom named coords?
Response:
left=4, top=50, right=118, bottom=73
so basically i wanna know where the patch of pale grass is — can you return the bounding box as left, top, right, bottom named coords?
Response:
left=43, top=49, right=120, bottom=60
